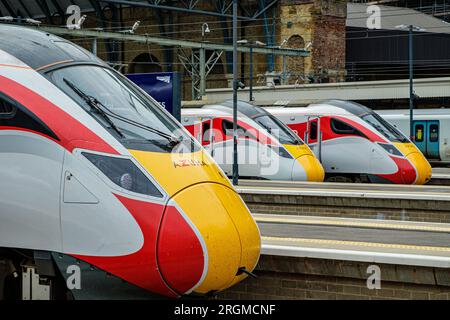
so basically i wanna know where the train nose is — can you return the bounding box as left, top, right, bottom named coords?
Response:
left=295, top=154, right=325, bottom=182
left=405, top=151, right=432, bottom=184
left=394, top=142, right=432, bottom=184
left=284, top=144, right=325, bottom=182
left=157, top=183, right=261, bottom=296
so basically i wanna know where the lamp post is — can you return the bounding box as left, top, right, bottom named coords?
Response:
left=199, top=23, right=210, bottom=99
left=232, top=0, right=238, bottom=186
left=396, top=24, right=425, bottom=140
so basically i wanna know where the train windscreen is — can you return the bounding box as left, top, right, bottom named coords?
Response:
left=361, top=112, right=408, bottom=143
left=254, top=115, right=304, bottom=145
left=48, top=65, right=198, bottom=152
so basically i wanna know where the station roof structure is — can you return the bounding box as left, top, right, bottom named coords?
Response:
left=0, top=0, right=277, bottom=21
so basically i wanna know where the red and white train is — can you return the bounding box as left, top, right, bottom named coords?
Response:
left=182, top=101, right=325, bottom=182
left=0, top=25, right=260, bottom=299
left=268, top=100, right=432, bottom=184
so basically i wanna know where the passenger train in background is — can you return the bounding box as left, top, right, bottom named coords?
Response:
left=0, top=25, right=260, bottom=299
left=268, top=100, right=432, bottom=184
left=377, top=109, right=450, bottom=165
left=181, top=101, right=325, bottom=182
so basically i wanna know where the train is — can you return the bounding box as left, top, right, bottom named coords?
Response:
left=0, top=25, right=260, bottom=299
left=267, top=100, right=432, bottom=184
left=377, top=109, right=450, bottom=165
left=181, top=101, right=325, bottom=182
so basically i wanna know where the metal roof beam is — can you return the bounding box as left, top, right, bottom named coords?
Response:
left=50, top=0, right=66, bottom=19
left=30, top=25, right=310, bottom=57
left=1, top=0, right=16, bottom=17
left=99, top=0, right=255, bottom=21
left=36, top=0, right=54, bottom=24
left=18, top=0, right=33, bottom=17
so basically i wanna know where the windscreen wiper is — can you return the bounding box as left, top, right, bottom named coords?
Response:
left=64, top=78, right=182, bottom=147
left=64, top=78, right=124, bottom=138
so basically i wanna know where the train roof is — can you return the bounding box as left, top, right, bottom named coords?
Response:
left=266, top=100, right=375, bottom=117
left=0, top=24, right=104, bottom=71
left=310, top=100, right=373, bottom=116
left=181, top=107, right=229, bottom=118
left=216, top=100, right=271, bottom=119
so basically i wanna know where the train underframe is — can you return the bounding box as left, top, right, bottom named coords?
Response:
left=0, top=248, right=71, bottom=300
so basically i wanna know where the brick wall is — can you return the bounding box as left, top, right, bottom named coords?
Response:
left=278, top=0, right=346, bottom=83
left=218, top=255, right=450, bottom=300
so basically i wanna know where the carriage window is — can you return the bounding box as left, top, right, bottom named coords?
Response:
left=415, top=124, right=424, bottom=142
left=309, top=121, right=318, bottom=140
left=202, top=121, right=211, bottom=143
left=0, top=94, right=58, bottom=140
left=430, top=124, right=439, bottom=142
left=0, top=98, right=16, bottom=119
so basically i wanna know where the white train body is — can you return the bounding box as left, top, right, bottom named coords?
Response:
left=267, top=100, right=432, bottom=184
left=181, top=101, right=324, bottom=182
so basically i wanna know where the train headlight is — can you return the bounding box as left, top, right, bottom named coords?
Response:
left=82, top=152, right=163, bottom=197
left=378, top=143, right=403, bottom=157
left=120, top=173, right=133, bottom=190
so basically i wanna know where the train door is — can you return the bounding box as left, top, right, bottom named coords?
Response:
left=200, top=118, right=215, bottom=156
left=0, top=93, right=64, bottom=251
left=413, top=121, right=426, bottom=154
left=306, top=117, right=322, bottom=161
left=426, top=121, right=440, bottom=159
left=413, top=120, right=440, bottom=159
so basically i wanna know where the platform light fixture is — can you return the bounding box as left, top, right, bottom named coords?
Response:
left=130, top=20, right=140, bottom=34
left=201, top=22, right=210, bottom=38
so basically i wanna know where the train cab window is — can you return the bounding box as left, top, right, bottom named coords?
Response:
left=415, top=124, right=424, bottom=142
left=331, top=118, right=365, bottom=138
left=309, top=121, right=318, bottom=140
left=361, top=113, right=408, bottom=143
left=430, top=124, right=439, bottom=142
left=222, top=120, right=257, bottom=140
left=0, top=98, right=16, bottom=119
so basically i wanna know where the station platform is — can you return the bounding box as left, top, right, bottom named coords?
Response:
left=237, top=180, right=450, bottom=201
left=256, top=214, right=450, bottom=268
left=430, top=168, right=450, bottom=185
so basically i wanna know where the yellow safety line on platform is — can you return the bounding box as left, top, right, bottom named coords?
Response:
left=240, top=185, right=450, bottom=196
left=262, top=236, right=450, bottom=253
left=254, top=216, right=450, bottom=233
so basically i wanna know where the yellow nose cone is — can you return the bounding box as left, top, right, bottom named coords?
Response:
left=284, top=144, right=325, bottom=182
left=173, top=183, right=261, bottom=294
left=394, top=142, right=432, bottom=185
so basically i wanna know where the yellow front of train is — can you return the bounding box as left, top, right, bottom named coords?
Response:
left=284, top=143, right=325, bottom=182
left=393, top=142, right=432, bottom=184
left=45, top=60, right=260, bottom=296
left=131, top=146, right=261, bottom=294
